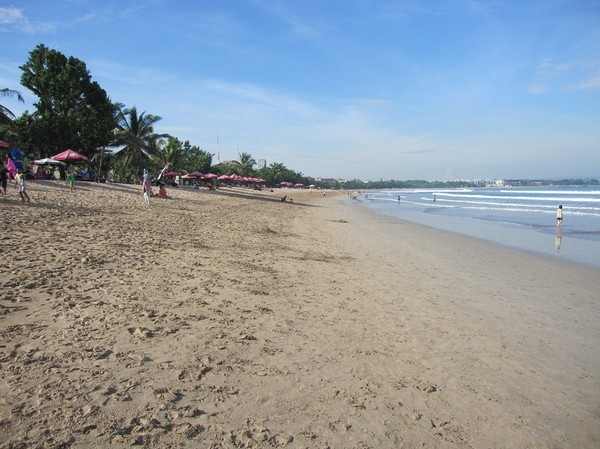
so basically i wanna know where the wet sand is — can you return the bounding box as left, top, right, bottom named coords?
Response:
left=1, top=181, right=598, bottom=448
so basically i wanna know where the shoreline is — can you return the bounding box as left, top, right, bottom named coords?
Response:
left=1, top=182, right=599, bottom=448
left=351, top=194, right=600, bottom=269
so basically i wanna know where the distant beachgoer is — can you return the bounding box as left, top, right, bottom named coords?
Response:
left=397, top=194, right=400, bottom=202
left=0, top=166, right=7, bottom=195
left=557, top=205, right=563, bottom=226
left=142, top=173, right=152, bottom=205
left=6, top=157, right=17, bottom=180
left=15, top=170, right=30, bottom=202
left=433, top=195, right=437, bottom=202
left=281, top=195, right=287, bottom=202
left=159, top=185, right=168, bottom=198
left=66, top=171, right=76, bottom=192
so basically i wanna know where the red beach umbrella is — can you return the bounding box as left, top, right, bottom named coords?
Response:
left=52, top=149, right=89, bottom=162
left=163, top=171, right=180, bottom=177
left=202, top=173, right=218, bottom=179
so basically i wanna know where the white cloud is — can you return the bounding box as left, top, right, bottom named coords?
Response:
left=251, top=0, right=321, bottom=39
left=0, top=6, right=23, bottom=24
left=525, top=83, right=549, bottom=95
left=0, top=6, right=28, bottom=29
left=574, top=71, right=600, bottom=91
left=0, top=6, right=55, bottom=33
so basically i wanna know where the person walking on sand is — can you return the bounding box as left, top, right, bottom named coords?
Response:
left=66, top=170, right=76, bottom=192
left=15, top=169, right=30, bottom=202
left=142, top=173, right=152, bottom=205
left=557, top=205, right=563, bottom=226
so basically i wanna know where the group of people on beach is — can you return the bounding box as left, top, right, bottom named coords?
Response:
left=2, top=153, right=84, bottom=202
left=141, top=170, right=169, bottom=205
left=1, top=163, right=30, bottom=203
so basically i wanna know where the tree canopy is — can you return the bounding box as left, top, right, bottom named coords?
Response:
left=19, top=44, right=115, bottom=157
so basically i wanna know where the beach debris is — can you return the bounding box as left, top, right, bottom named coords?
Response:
left=416, top=382, right=438, bottom=393
left=238, top=333, right=257, bottom=342
left=127, top=326, right=154, bottom=339
left=430, top=418, right=450, bottom=428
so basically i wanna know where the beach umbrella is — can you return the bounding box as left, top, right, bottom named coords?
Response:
left=295, top=183, right=304, bottom=188
left=163, top=171, right=180, bottom=177
left=217, top=174, right=231, bottom=180
left=52, top=149, right=89, bottom=162
left=0, top=139, right=9, bottom=149
left=33, top=158, right=66, bottom=166
left=190, top=171, right=204, bottom=177
left=181, top=173, right=197, bottom=179
left=202, top=173, right=218, bottom=179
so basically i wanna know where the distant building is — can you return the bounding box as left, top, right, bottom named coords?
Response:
left=257, top=159, right=266, bottom=169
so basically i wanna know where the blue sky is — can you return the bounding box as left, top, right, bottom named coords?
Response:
left=1, top=0, right=599, bottom=181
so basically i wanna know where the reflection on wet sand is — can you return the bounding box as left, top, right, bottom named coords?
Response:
left=555, top=226, right=563, bottom=253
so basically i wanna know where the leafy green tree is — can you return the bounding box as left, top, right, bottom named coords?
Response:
left=0, top=88, right=24, bottom=127
left=257, top=162, right=304, bottom=186
left=19, top=44, right=115, bottom=156
left=181, top=140, right=212, bottom=173
left=112, top=105, right=169, bottom=178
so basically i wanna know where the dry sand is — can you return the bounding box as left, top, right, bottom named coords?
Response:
left=1, top=180, right=598, bottom=449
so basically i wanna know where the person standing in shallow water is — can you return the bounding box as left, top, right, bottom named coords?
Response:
left=557, top=205, right=563, bottom=226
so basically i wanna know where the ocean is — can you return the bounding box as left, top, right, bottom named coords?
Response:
left=350, top=186, right=600, bottom=268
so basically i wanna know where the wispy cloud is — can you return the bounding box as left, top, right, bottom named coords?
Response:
left=251, top=0, right=321, bottom=39
left=402, top=149, right=437, bottom=154
left=0, top=6, right=55, bottom=33
left=574, top=70, right=600, bottom=91
left=0, top=6, right=31, bottom=31
left=527, top=58, right=600, bottom=94
left=525, top=83, right=550, bottom=95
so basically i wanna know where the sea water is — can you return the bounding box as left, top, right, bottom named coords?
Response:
left=351, top=187, right=600, bottom=268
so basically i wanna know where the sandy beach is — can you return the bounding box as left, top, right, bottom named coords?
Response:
left=1, top=180, right=599, bottom=449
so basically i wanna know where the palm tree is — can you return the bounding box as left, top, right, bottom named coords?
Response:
left=112, top=105, right=169, bottom=174
left=154, top=137, right=183, bottom=171
left=0, top=88, right=25, bottom=126
left=238, top=151, right=256, bottom=175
